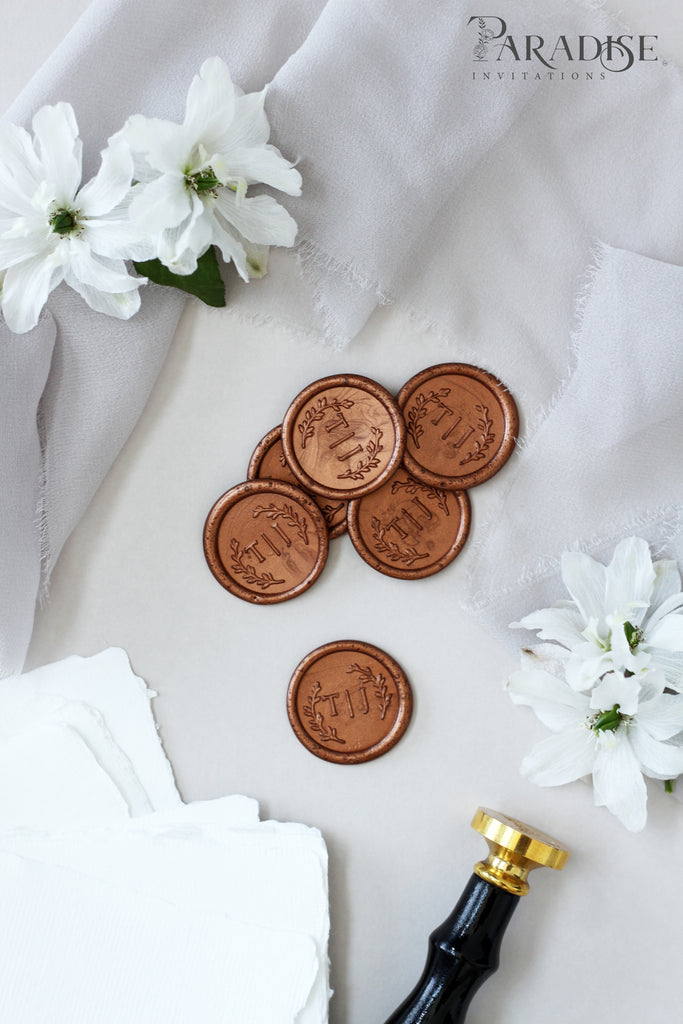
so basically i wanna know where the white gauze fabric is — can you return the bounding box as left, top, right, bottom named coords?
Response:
left=466, top=243, right=683, bottom=645
left=2, top=0, right=682, bottom=674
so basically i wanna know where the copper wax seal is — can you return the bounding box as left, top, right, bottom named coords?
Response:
left=347, top=467, right=471, bottom=579
left=248, top=425, right=347, bottom=539
left=287, top=640, right=413, bottom=764
left=203, top=480, right=329, bottom=603
left=397, top=363, right=519, bottom=490
left=282, top=374, right=406, bottom=501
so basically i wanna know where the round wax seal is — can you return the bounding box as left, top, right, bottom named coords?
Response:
left=287, top=640, right=412, bottom=764
left=282, top=374, right=406, bottom=501
left=203, top=480, right=329, bottom=604
left=248, top=425, right=347, bottom=539
left=347, top=467, right=470, bottom=579
left=397, top=363, right=519, bottom=490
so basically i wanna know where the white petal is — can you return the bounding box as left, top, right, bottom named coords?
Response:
left=589, top=672, right=640, bottom=716
left=115, top=115, right=188, bottom=176
left=130, top=174, right=191, bottom=233
left=635, top=669, right=667, bottom=703
left=649, top=650, right=683, bottom=692
left=604, top=536, right=655, bottom=622
left=0, top=124, right=44, bottom=215
left=82, top=216, right=156, bottom=262
left=507, top=668, right=588, bottom=731
left=518, top=644, right=570, bottom=680
left=511, top=603, right=586, bottom=649
left=646, top=591, right=683, bottom=635
left=65, top=239, right=140, bottom=294
left=521, top=726, right=596, bottom=786
left=0, top=217, right=52, bottom=269
left=630, top=722, right=683, bottom=779
left=65, top=270, right=141, bottom=319
left=218, top=88, right=270, bottom=151
left=648, top=559, right=683, bottom=616
left=1, top=251, right=64, bottom=333
left=561, top=551, right=606, bottom=625
left=607, top=614, right=648, bottom=674
left=63, top=246, right=142, bottom=320
left=593, top=733, right=647, bottom=831
left=210, top=218, right=248, bottom=281
left=0, top=121, right=43, bottom=183
left=647, top=614, right=683, bottom=652
left=32, top=103, right=82, bottom=204
left=183, top=57, right=236, bottom=151
left=214, top=143, right=302, bottom=196
left=77, top=141, right=134, bottom=217
left=636, top=692, right=683, bottom=741
left=214, top=191, right=297, bottom=247
left=157, top=194, right=213, bottom=274
left=565, top=650, right=612, bottom=692
left=243, top=240, right=269, bottom=279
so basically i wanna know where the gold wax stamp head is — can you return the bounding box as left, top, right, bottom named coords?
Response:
left=471, top=808, right=569, bottom=897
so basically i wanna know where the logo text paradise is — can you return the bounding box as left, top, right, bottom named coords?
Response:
left=469, top=16, right=658, bottom=77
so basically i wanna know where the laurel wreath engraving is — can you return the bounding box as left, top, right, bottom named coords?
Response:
left=370, top=516, right=429, bottom=567
left=473, top=17, right=495, bottom=60
left=459, top=404, right=495, bottom=466
left=391, top=478, right=450, bottom=516
left=337, top=427, right=384, bottom=481
left=303, top=682, right=346, bottom=744
left=229, top=538, right=285, bottom=589
left=320, top=500, right=346, bottom=526
left=252, top=502, right=309, bottom=545
left=278, top=451, right=288, bottom=468
left=347, top=663, right=393, bottom=720
left=298, top=396, right=355, bottom=449
left=406, top=388, right=451, bottom=449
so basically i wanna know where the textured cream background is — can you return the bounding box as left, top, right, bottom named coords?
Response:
left=5, top=4, right=683, bottom=1023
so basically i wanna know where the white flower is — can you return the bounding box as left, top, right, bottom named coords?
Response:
left=116, top=57, right=301, bottom=279
left=512, top=537, right=683, bottom=692
left=0, top=103, right=147, bottom=333
left=508, top=656, right=683, bottom=831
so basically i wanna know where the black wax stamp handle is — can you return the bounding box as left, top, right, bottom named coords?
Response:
left=383, top=874, right=518, bottom=1024
left=382, top=808, right=570, bottom=1024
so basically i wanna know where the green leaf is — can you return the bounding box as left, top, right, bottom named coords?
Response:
left=134, top=247, right=226, bottom=307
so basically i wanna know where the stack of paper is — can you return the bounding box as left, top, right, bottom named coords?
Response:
left=0, top=649, right=330, bottom=1023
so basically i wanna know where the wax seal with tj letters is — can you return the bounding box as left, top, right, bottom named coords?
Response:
left=248, top=425, right=348, bottom=539
left=203, top=480, right=329, bottom=604
left=287, top=640, right=413, bottom=764
left=282, top=374, right=406, bottom=501
left=397, top=363, right=519, bottom=490
left=347, top=467, right=471, bottom=579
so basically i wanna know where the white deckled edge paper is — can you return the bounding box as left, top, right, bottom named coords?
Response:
left=0, top=649, right=330, bottom=1023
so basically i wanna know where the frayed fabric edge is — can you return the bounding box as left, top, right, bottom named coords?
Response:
left=464, top=507, right=683, bottom=618
left=458, top=240, right=683, bottom=616
left=516, top=239, right=608, bottom=453
left=460, top=239, right=609, bottom=609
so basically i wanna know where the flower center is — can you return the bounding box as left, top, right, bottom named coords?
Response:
left=623, top=620, right=644, bottom=652
left=50, top=208, right=79, bottom=236
left=185, top=167, right=221, bottom=195
left=592, top=704, right=622, bottom=733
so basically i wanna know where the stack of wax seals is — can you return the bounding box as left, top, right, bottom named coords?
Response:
left=203, top=364, right=519, bottom=603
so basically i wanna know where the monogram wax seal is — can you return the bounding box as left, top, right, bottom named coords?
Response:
left=281, top=374, right=406, bottom=501
left=248, top=425, right=348, bottom=539
left=203, top=480, right=329, bottom=603
left=287, top=640, right=412, bottom=764
left=347, top=467, right=471, bottom=579
left=397, top=363, right=519, bottom=490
